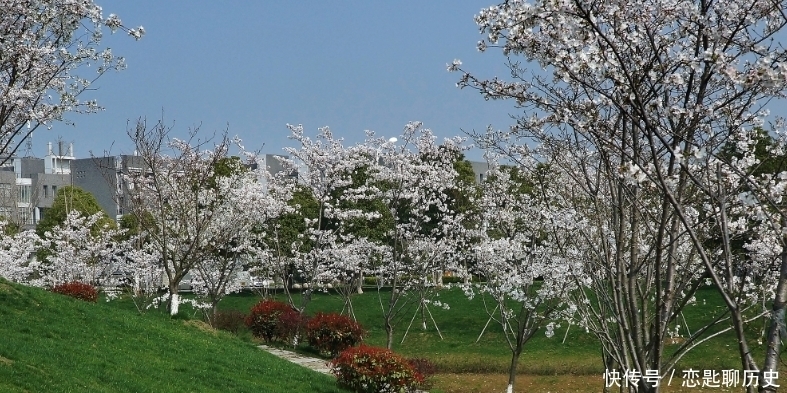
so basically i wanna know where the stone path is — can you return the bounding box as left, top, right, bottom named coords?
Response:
left=258, top=345, right=429, bottom=392
left=257, top=345, right=333, bottom=375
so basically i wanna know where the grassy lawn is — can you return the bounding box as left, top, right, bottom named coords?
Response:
left=218, top=285, right=769, bottom=392
left=0, top=279, right=346, bottom=393
left=1, top=276, right=768, bottom=393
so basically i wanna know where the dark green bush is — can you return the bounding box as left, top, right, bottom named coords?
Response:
left=212, top=310, right=246, bottom=334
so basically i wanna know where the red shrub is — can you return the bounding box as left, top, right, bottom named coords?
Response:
left=50, top=281, right=98, bottom=303
left=407, top=357, right=437, bottom=390
left=305, top=312, right=365, bottom=357
left=331, top=345, right=423, bottom=393
left=245, top=299, right=295, bottom=342
left=275, top=308, right=308, bottom=344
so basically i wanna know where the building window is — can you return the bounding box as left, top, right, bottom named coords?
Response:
left=17, top=184, right=30, bottom=204
left=43, top=185, right=49, bottom=198
left=52, top=185, right=57, bottom=196
left=18, top=207, right=33, bottom=225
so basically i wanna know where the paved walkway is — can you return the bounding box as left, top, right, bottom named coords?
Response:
left=258, top=345, right=333, bottom=375
left=258, top=345, right=429, bottom=392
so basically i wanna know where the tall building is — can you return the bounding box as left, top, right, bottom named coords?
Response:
left=73, top=155, right=146, bottom=221
left=0, top=142, right=74, bottom=229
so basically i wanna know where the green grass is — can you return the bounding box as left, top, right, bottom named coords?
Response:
left=219, top=285, right=766, bottom=376
left=0, top=279, right=346, bottom=393
left=0, top=277, right=767, bottom=393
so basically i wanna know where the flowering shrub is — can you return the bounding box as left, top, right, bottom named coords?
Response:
left=331, top=345, right=423, bottom=393
left=50, top=281, right=98, bottom=303
left=305, top=312, right=365, bottom=357
left=245, top=299, right=295, bottom=342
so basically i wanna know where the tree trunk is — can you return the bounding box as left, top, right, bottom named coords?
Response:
left=506, top=348, right=522, bottom=393
left=385, top=318, right=394, bottom=350
left=169, top=291, right=179, bottom=316
left=760, top=239, right=787, bottom=393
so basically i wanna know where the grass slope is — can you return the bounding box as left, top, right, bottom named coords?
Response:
left=0, top=279, right=344, bottom=393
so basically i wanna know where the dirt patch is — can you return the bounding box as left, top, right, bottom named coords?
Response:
left=432, top=373, right=740, bottom=392
left=0, top=356, right=13, bottom=366
left=183, top=320, right=217, bottom=335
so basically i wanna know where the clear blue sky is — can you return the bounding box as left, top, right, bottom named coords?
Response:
left=35, top=1, right=517, bottom=161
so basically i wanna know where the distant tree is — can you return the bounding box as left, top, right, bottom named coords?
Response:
left=367, top=122, right=467, bottom=349
left=273, top=125, right=381, bottom=314
left=0, top=1, right=143, bottom=164
left=467, top=160, right=577, bottom=393
left=36, top=186, right=113, bottom=237
left=36, top=211, right=124, bottom=288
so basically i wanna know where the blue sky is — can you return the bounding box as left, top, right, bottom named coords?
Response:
left=35, top=1, right=517, bottom=161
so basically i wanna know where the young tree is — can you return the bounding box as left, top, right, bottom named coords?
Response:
left=276, top=125, right=381, bottom=313
left=453, top=0, right=787, bottom=391
left=190, top=158, right=290, bottom=322
left=367, top=122, right=467, bottom=349
left=0, top=1, right=143, bottom=162
left=126, top=119, right=256, bottom=316
left=36, top=211, right=124, bottom=288
left=468, top=162, right=577, bottom=393
left=0, top=221, right=39, bottom=284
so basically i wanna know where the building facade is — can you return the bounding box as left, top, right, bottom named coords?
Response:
left=0, top=145, right=296, bottom=229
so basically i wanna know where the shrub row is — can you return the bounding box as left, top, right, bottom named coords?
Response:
left=245, top=300, right=364, bottom=355
left=245, top=299, right=435, bottom=393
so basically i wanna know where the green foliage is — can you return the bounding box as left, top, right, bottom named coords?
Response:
left=36, top=186, right=114, bottom=237
left=117, top=213, right=141, bottom=241
left=420, top=149, right=480, bottom=238
left=331, top=345, right=423, bottom=393
left=0, top=216, right=19, bottom=236
left=261, top=186, right=320, bottom=257
left=713, top=128, right=787, bottom=259
left=720, top=128, right=787, bottom=177
left=335, top=164, right=395, bottom=243
left=212, top=156, right=247, bottom=181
